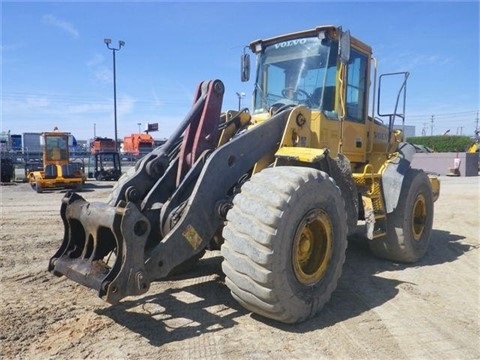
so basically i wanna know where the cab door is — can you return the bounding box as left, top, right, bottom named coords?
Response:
left=341, top=48, right=369, bottom=163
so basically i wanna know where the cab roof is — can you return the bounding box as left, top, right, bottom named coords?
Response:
left=249, top=25, right=372, bottom=55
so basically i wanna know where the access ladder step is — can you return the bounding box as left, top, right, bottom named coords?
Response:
left=372, top=229, right=387, bottom=239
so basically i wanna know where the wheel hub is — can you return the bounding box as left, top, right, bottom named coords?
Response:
left=293, top=209, right=333, bottom=285
left=412, top=194, right=427, bottom=240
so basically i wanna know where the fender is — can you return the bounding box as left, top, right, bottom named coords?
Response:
left=381, top=142, right=416, bottom=213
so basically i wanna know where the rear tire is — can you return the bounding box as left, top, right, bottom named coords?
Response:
left=30, top=176, right=42, bottom=193
left=369, top=168, right=434, bottom=262
left=36, top=179, right=43, bottom=193
left=222, top=167, right=347, bottom=324
left=75, top=182, right=83, bottom=192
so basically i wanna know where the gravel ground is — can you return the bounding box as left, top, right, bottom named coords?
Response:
left=0, top=176, right=479, bottom=359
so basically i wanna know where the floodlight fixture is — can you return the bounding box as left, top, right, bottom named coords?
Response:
left=104, top=38, right=125, bottom=152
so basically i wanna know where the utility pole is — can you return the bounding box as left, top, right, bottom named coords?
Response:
left=430, top=115, right=434, bottom=136
left=475, top=110, right=479, bottom=133
left=422, top=122, right=428, bottom=136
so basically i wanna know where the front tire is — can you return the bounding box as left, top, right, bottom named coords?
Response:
left=222, top=167, right=347, bottom=324
left=369, top=168, right=434, bottom=262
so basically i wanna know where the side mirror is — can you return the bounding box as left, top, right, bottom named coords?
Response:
left=339, top=29, right=351, bottom=64
left=241, top=52, right=250, bottom=82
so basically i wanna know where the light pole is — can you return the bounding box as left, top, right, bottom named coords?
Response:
left=137, top=122, right=141, bottom=133
left=104, top=38, right=125, bottom=152
left=236, top=92, right=245, bottom=110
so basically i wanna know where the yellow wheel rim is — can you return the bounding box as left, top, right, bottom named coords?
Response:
left=293, top=209, right=333, bottom=285
left=412, top=194, right=427, bottom=241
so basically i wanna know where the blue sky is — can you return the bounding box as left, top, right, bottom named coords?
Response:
left=2, top=1, right=479, bottom=141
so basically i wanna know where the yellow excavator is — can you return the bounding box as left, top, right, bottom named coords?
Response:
left=49, top=25, right=439, bottom=324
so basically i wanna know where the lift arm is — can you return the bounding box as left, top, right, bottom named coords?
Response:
left=49, top=80, right=293, bottom=304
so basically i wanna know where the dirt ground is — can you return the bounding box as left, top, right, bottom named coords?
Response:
left=1, top=176, right=479, bottom=359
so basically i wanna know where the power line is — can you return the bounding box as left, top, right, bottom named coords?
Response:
left=2, top=92, right=191, bottom=108
left=408, top=110, right=477, bottom=119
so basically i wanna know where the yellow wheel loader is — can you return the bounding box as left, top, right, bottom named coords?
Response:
left=49, top=26, right=440, bottom=324
left=28, top=130, right=85, bottom=193
left=467, top=130, right=479, bottom=171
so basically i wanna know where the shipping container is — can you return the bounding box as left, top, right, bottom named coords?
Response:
left=22, top=132, right=43, bottom=154
left=11, top=134, right=22, bottom=151
left=122, top=133, right=155, bottom=156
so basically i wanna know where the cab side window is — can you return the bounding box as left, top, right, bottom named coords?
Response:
left=346, top=49, right=368, bottom=122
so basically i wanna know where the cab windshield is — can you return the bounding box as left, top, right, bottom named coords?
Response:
left=253, top=36, right=338, bottom=114
left=45, top=135, right=69, bottom=162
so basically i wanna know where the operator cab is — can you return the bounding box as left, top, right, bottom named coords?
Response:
left=243, top=26, right=375, bottom=162
left=244, top=26, right=370, bottom=125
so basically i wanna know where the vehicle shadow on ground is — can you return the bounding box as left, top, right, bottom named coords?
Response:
left=24, top=182, right=114, bottom=194
left=96, top=256, right=247, bottom=347
left=347, top=228, right=471, bottom=269
left=97, top=228, right=470, bottom=344
left=256, top=228, right=470, bottom=332
left=81, top=182, right=115, bottom=190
